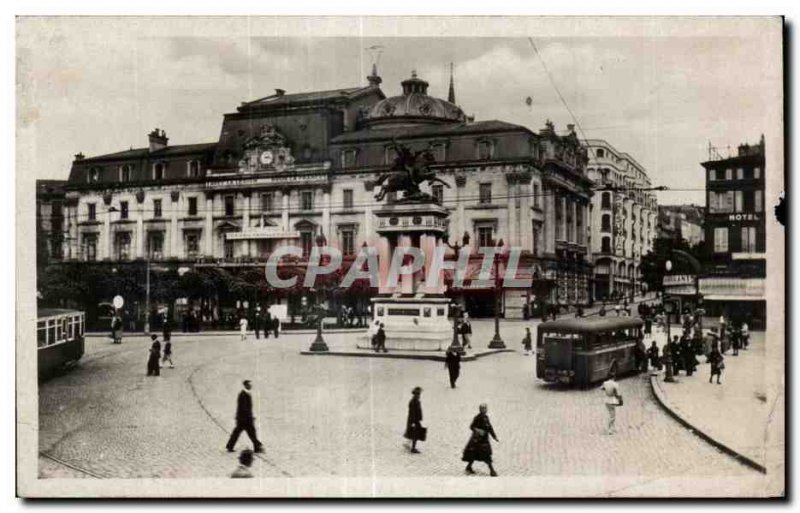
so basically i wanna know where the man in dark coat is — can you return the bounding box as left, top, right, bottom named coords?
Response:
left=226, top=380, right=264, bottom=453
left=462, top=403, right=499, bottom=476
left=374, top=323, right=387, bottom=353
left=647, top=340, right=661, bottom=370
left=162, top=314, right=172, bottom=342
left=445, top=348, right=461, bottom=388
left=263, top=311, right=272, bottom=339
left=146, top=334, right=161, bottom=376
left=404, top=387, right=424, bottom=453
left=253, top=309, right=261, bottom=340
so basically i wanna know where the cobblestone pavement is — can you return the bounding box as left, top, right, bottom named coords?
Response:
left=38, top=320, right=761, bottom=489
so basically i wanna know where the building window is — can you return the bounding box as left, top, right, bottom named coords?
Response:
left=601, top=214, right=611, bottom=232
left=725, top=168, right=732, bottom=180
left=734, top=191, right=744, bottom=213
left=147, top=231, right=164, bottom=259
left=257, top=239, right=274, bottom=258
left=341, top=149, right=357, bottom=168
left=120, top=201, right=129, bottom=220
left=479, top=183, right=492, bottom=204
left=736, top=168, right=744, bottom=180
left=301, top=191, right=314, bottom=211
left=261, top=192, right=273, bottom=212
left=83, top=234, right=97, bottom=261
left=343, top=189, right=354, bottom=210
left=755, top=190, right=763, bottom=212
left=741, top=227, right=757, bottom=253
left=713, top=227, right=729, bottom=253
left=87, top=203, right=96, bottom=221
left=754, top=167, right=761, bottom=179
left=341, top=228, right=355, bottom=256
left=601, top=236, right=612, bottom=253
left=477, top=140, right=494, bottom=160
left=477, top=225, right=494, bottom=248
left=224, top=195, right=235, bottom=216
left=185, top=231, right=200, bottom=258
left=300, top=231, right=313, bottom=258
left=224, top=239, right=234, bottom=259
left=601, top=192, right=611, bottom=209
left=708, top=169, right=716, bottom=181
left=188, top=160, right=201, bottom=178
left=431, top=143, right=446, bottom=161
left=87, top=167, right=101, bottom=183
left=153, top=199, right=162, bottom=218
left=709, top=191, right=734, bottom=213
left=154, top=162, right=166, bottom=180
left=115, top=232, right=131, bottom=260
left=533, top=183, right=541, bottom=208
left=188, top=197, right=198, bottom=216
left=431, top=184, right=444, bottom=204
left=120, top=165, right=132, bottom=182
left=596, top=148, right=605, bottom=158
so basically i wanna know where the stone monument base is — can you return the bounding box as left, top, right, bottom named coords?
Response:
left=358, top=295, right=453, bottom=351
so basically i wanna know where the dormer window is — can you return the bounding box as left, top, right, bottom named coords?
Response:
left=153, top=162, right=166, bottom=180
left=88, top=167, right=100, bottom=183
left=119, top=165, right=132, bottom=182
left=341, top=149, right=357, bottom=168
left=596, top=148, right=605, bottom=158
left=187, top=160, right=201, bottom=178
left=477, top=140, right=494, bottom=160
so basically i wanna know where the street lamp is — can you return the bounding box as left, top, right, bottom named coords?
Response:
left=488, top=239, right=506, bottom=349
left=663, top=299, right=676, bottom=383
left=448, top=303, right=465, bottom=355
left=307, top=230, right=329, bottom=352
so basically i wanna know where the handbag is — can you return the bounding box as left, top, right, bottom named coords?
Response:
left=415, top=425, right=427, bottom=442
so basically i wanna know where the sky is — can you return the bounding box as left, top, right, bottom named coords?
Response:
left=17, top=18, right=782, bottom=205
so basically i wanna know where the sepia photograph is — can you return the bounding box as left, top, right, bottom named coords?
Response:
left=15, top=15, right=785, bottom=498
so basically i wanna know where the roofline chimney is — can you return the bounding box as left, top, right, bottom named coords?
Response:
left=275, top=88, right=286, bottom=96
left=148, top=128, right=168, bottom=152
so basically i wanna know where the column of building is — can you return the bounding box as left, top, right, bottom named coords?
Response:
left=455, top=174, right=466, bottom=245
left=103, top=202, right=112, bottom=260
left=506, top=176, right=518, bottom=247
left=135, top=198, right=145, bottom=259
left=322, top=188, right=331, bottom=240
left=281, top=190, right=290, bottom=235
left=363, top=182, right=374, bottom=245
left=242, top=192, right=251, bottom=258
left=170, top=192, right=180, bottom=258
left=204, top=194, right=214, bottom=257
left=518, top=175, right=531, bottom=252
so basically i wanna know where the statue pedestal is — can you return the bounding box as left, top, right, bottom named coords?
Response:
left=359, top=295, right=452, bottom=351
left=364, top=201, right=453, bottom=352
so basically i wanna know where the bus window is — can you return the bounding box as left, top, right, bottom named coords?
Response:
left=37, top=321, right=47, bottom=348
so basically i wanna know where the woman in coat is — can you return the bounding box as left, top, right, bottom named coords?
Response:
left=462, top=403, right=499, bottom=476
left=146, top=334, right=161, bottom=376
left=404, top=387, right=424, bottom=453
left=708, top=343, right=724, bottom=384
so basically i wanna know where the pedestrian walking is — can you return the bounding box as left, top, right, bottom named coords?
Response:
left=644, top=315, right=652, bottom=335
left=111, top=314, right=123, bottom=344
left=634, top=337, right=647, bottom=373
left=601, top=371, right=623, bottom=435
left=647, top=340, right=661, bottom=370
left=368, top=319, right=381, bottom=349
left=161, top=337, right=174, bottom=368
left=731, top=326, right=741, bottom=356
left=230, top=449, right=254, bottom=478
left=462, top=403, right=499, bottom=476
left=522, top=327, right=533, bottom=355
left=374, top=322, right=387, bottom=353
left=226, top=380, right=264, bottom=453
left=708, top=344, right=724, bottom=384
left=404, top=387, right=425, bottom=453
left=681, top=337, right=696, bottom=376
left=146, top=334, right=161, bottom=376
left=162, top=314, right=172, bottom=343
left=239, top=316, right=248, bottom=341
left=461, top=313, right=473, bottom=349
left=445, top=348, right=461, bottom=388
left=253, top=308, right=261, bottom=340
left=264, top=311, right=272, bottom=339
left=742, top=321, right=749, bottom=349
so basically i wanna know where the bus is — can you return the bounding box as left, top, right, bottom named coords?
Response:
left=37, top=309, right=85, bottom=380
left=536, top=317, right=644, bottom=386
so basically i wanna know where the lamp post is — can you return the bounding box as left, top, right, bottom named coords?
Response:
left=445, top=231, right=470, bottom=355
left=488, top=239, right=506, bottom=349
left=307, top=230, right=329, bottom=352
left=663, top=259, right=675, bottom=383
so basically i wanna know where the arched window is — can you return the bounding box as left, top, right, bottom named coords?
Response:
left=601, top=214, right=611, bottom=232
left=596, top=148, right=605, bottom=158
left=119, top=165, right=132, bottom=182
left=601, top=236, right=611, bottom=253
left=187, top=160, right=200, bottom=178
left=477, top=140, right=494, bottom=160
left=601, top=192, right=611, bottom=209
left=87, top=167, right=100, bottom=183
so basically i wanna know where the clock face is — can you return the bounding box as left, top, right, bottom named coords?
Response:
left=259, top=150, right=274, bottom=165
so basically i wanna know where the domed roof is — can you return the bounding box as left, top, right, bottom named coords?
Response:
left=364, top=71, right=466, bottom=127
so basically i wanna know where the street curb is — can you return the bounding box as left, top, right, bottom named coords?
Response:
left=86, top=328, right=367, bottom=337
left=300, top=348, right=516, bottom=362
left=649, top=374, right=767, bottom=474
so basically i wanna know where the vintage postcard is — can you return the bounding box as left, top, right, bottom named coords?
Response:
left=16, top=16, right=785, bottom=498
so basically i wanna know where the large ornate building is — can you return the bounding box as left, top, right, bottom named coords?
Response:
left=50, top=67, right=594, bottom=325
left=583, top=140, right=658, bottom=301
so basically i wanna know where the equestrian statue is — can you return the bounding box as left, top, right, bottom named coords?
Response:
left=373, top=141, right=450, bottom=202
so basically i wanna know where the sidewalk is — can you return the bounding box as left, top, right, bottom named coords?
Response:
left=649, top=332, right=775, bottom=473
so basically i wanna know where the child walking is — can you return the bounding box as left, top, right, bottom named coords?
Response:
left=162, top=338, right=175, bottom=368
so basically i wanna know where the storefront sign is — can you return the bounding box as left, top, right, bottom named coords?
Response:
left=727, top=213, right=761, bottom=222
left=227, top=227, right=300, bottom=240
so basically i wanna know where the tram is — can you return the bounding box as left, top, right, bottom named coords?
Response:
left=37, top=309, right=85, bottom=379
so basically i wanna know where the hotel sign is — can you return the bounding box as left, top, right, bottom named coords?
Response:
left=226, top=227, right=300, bottom=240
left=663, top=274, right=696, bottom=296
left=727, top=213, right=761, bottom=222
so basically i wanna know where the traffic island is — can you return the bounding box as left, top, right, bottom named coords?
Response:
left=300, top=347, right=515, bottom=362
